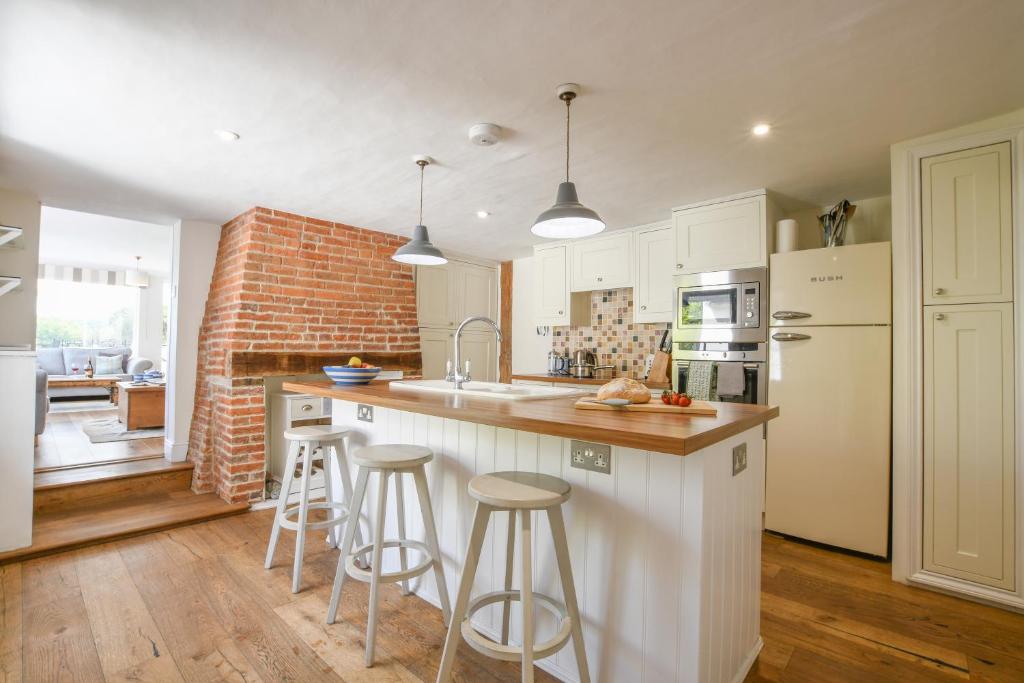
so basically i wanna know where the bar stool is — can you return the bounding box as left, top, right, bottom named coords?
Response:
left=326, top=444, right=452, bottom=667
left=264, top=425, right=364, bottom=593
left=436, top=471, right=590, bottom=683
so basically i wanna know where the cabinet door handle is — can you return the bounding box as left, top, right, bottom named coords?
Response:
left=557, top=310, right=564, bottom=315
left=935, top=313, right=946, bottom=321
left=301, top=404, right=313, bottom=412
left=640, top=305, right=647, bottom=310
left=772, top=332, right=811, bottom=342
left=933, top=288, right=945, bottom=296
left=676, top=263, right=683, bottom=269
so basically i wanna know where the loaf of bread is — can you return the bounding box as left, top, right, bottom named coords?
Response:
left=596, top=377, right=651, bottom=404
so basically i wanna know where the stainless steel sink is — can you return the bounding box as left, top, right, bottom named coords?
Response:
left=390, top=380, right=588, bottom=401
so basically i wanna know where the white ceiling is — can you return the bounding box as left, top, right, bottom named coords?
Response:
left=2, top=1, right=1023, bottom=260
left=39, top=207, right=171, bottom=276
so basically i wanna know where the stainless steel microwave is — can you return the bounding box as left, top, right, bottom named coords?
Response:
left=672, top=267, right=768, bottom=343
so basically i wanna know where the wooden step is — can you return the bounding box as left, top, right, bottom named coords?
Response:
left=34, top=459, right=195, bottom=514
left=0, top=490, right=249, bottom=564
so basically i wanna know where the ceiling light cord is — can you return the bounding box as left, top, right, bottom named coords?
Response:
left=564, top=96, right=571, bottom=183
left=418, top=161, right=425, bottom=225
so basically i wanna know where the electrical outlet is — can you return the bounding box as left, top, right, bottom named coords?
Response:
left=357, top=404, right=374, bottom=423
left=570, top=440, right=612, bottom=474
left=732, top=443, right=747, bottom=476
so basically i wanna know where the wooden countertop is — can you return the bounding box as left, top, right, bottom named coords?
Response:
left=284, top=380, right=778, bottom=456
left=511, top=372, right=672, bottom=390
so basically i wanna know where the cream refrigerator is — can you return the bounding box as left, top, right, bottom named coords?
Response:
left=766, top=242, right=891, bottom=556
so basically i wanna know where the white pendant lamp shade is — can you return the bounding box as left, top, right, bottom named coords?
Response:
left=125, top=256, right=149, bottom=287
left=532, top=83, right=605, bottom=239
left=393, top=157, right=447, bottom=266
left=531, top=181, right=605, bottom=239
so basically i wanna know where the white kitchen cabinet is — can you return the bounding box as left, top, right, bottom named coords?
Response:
left=634, top=223, right=675, bottom=323
left=418, top=327, right=497, bottom=382
left=416, top=264, right=454, bottom=328
left=570, top=230, right=633, bottom=291
left=922, top=142, right=1013, bottom=305
left=534, top=244, right=571, bottom=325
left=923, top=303, right=1015, bottom=590
left=417, top=260, right=498, bottom=328
left=673, top=191, right=772, bottom=275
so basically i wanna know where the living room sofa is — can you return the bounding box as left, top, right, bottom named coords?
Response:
left=36, top=346, right=135, bottom=399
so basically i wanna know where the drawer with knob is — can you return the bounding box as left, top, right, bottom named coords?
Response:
left=288, top=396, right=329, bottom=420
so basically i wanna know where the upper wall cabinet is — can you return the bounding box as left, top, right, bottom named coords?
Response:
left=570, top=231, right=633, bottom=291
left=417, top=260, right=497, bottom=328
left=922, top=142, right=1013, bottom=305
left=534, top=244, right=571, bottom=326
left=673, top=191, right=772, bottom=274
left=416, top=264, right=453, bottom=328
left=634, top=223, right=675, bottom=323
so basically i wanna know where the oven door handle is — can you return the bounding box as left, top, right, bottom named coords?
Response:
left=772, top=310, right=812, bottom=320
left=772, top=332, right=812, bottom=342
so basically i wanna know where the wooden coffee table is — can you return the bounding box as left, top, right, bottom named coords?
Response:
left=116, top=381, right=166, bottom=430
left=47, top=374, right=122, bottom=401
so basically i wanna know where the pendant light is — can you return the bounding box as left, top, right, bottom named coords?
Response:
left=532, top=83, right=605, bottom=239
left=125, top=255, right=149, bottom=288
left=393, top=155, right=447, bottom=266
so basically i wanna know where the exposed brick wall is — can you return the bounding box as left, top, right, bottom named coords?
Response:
left=188, top=207, right=419, bottom=503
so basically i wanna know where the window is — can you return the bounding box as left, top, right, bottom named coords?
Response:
left=36, top=279, right=137, bottom=348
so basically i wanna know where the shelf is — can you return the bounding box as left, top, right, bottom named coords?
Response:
left=0, top=276, right=22, bottom=297
left=0, top=225, right=23, bottom=248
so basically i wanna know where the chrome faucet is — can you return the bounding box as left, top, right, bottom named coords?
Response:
left=447, top=316, right=502, bottom=389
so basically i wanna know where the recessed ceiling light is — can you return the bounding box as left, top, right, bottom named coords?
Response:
left=476, top=211, right=490, bottom=219
left=752, top=123, right=771, bottom=137
left=214, top=129, right=240, bottom=142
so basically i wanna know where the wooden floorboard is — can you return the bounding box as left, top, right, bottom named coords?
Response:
left=34, top=404, right=164, bottom=472
left=33, top=457, right=185, bottom=489
left=4, top=515, right=1024, bottom=682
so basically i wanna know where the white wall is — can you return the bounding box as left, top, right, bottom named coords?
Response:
left=0, top=188, right=41, bottom=349
left=132, top=274, right=166, bottom=368
left=164, top=220, right=220, bottom=461
left=785, top=195, right=892, bottom=251
left=511, top=255, right=551, bottom=374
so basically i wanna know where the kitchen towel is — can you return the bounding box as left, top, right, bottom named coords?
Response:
left=716, top=362, right=745, bottom=397
left=685, top=360, right=717, bottom=401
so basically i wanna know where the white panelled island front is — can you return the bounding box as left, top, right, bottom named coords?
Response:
left=285, top=380, right=778, bottom=683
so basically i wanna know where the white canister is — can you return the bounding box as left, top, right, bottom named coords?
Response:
left=776, top=219, right=798, bottom=253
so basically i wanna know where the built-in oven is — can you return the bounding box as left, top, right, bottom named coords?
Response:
left=673, top=267, right=767, bottom=344
left=672, top=342, right=767, bottom=404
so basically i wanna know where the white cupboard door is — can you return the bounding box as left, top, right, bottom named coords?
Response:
left=534, top=245, right=570, bottom=325
left=922, top=142, right=1013, bottom=305
left=924, top=303, right=1015, bottom=589
left=766, top=325, right=891, bottom=556
left=674, top=195, right=765, bottom=274
left=458, top=330, right=497, bottom=381
left=416, top=264, right=454, bottom=328
left=418, top=328, right=453, bottom=380
left=455, top=263, right=497, bottom=322
left=634, top=225, right=675, bottom=323
left=570, top=231, right=633, bottom=291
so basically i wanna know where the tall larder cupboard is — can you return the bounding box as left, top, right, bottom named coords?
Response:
left=892, top=110, right=1024, bottom=610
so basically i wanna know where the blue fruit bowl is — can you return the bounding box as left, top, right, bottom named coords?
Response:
left=323, top=365, right=381, bottom=385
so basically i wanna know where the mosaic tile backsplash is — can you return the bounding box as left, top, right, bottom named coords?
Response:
left=552, top=288, right=672, bottom=378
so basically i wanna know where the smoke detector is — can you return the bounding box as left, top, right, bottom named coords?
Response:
left=468, top=122, right=502, bottom=146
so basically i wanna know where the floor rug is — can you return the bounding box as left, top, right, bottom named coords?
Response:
left=82, top=417, right=164, bottom=443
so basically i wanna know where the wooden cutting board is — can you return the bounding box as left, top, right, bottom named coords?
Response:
left=574, top=397, right=718, bottom=416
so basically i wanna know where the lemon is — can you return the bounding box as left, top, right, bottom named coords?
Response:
left=348, top=356, right=362, bottom=367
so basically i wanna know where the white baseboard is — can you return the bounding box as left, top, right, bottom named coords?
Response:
left=164, top=438, right=188, bottom=461
left=732, top=637, right=764, bottom=683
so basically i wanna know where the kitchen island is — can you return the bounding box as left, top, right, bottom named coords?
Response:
left=285, top=379, right=778, bottom=683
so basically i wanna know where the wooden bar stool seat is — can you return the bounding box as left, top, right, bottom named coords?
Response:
left=437, top=471, right=590, bottom=683
left=265, top=424, right=364, bottom=594
left=326, top=443, right=452, bottom=667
